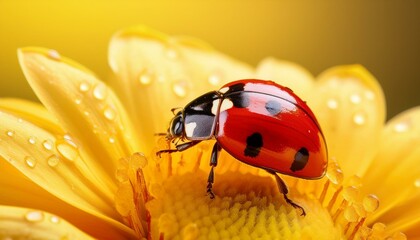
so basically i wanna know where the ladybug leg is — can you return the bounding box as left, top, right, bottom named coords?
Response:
left=268, top=170, right=306, bottom=216
left=207, top=142, right=221, bottom=199
left=156, top=141, right=201, bottom=157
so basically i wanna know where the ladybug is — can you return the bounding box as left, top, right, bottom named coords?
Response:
left=157, top=79, right=328, bottom=216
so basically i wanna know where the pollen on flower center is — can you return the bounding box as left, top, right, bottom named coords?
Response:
left=114, top=142, right=405, bottom=240
left=146, top=171, right=341, bottom=240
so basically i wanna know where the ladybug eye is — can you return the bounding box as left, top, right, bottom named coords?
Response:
left=169, top=112, right=184, bottom=137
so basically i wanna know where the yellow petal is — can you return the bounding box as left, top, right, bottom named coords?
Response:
left=308, top=65, right=386, bottom=177
left=0, top=110, right=136, bottom=239
left=256, top=57, right=315, bottom=97
left=0, top=98, right=63, bottom=135
left=18, top=47, right=141, bottom=190
left=0, top=205, right=95, bottom=239
left=108, top=25, right=254, bottom=152
left=363, top=107, right=420, bottom=236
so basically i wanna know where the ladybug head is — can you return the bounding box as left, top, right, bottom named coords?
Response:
left=167, top=111, right=184, bottom=140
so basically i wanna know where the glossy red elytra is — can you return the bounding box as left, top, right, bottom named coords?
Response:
left=157, top=79, right=328, bottom=216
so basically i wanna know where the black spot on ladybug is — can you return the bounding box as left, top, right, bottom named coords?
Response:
left=244, top=132, right=263, bottom=157
left=265, top=100, right=282, bottom=115
left=225, top=83, right=245, bottom=94
left=290, top=147, right=309, bottom=172
left=229, top=92, right=250, bottom=108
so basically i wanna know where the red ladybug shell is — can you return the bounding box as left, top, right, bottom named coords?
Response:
left=215, top=79, right=327, bottom=179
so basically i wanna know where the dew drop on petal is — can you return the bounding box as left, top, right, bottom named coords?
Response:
left=166, top=46, right=179, bottom=60
left=344, top=205, right=358, bottom=222
left=109, top=137, right=115, bottom=144
left=6, top=130, right=15, bottom=137
left=365, top=90, right=375, bottom=100
left=363, top=194, right=379, bottom=212
left=42, top=140, right=53, bottom=151
left=350, top=94, right=362, bottom=104
left=208, top=72, right=222, bottom=86
left=391, top=232, right=407, bottom=240
left=64, top=134, right=78, bottom=148
left=28, top=136, right=36, bottom=145
left=371, top=222, right=386, bottom=234
left=48, top=49, right=61, bottom=61
left=414, top=178, right=420, bottom=188
left=343, top=186, right=359, bottom=202
left=327, top=98, right=338, bottom=109
left=57, top=143, right=78, bottom=162
left=79, top=82, right=90, bottom=92
left=49, top=215, right=60, bottom=224
left=130, top=152, right=148, bottom=169
left=47, top=155, right=60, bottom=167
left=74, top=98, right=82, bottom=105
left=353, top=112, right=366, bottom=126
left=394, top=121, right=410, bottom=133
left=25, top=156, right=37, bottom=168
left=139, top=72, right=153, bottom=85
left=326, top=167, right=343, bottom=185
left=172, top=80, right=189, bottom=98
left=115, top=168, right=129, bottom=182
left=104, top=107, right=116, bottom=121
left=93, top=83, right=107, bottom=100
left=25, top=210, right=44, bottom=222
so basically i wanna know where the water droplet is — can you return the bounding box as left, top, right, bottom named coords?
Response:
left=343, top=186, right=359, bottom=202
left=353, top=112, right=366, bottom=126
left=47, top=155, right=60, bottom=167
left=84, top=111, right=90, bottom=116
left=166, top=46, right=179, bottom=59
left=93, top=83, right=107, bottom=100
left=371, top=222, right=386, bottom=233
left=57, top=142, right=78, bottom=162
left=327, top=99, right=338, bottom=109
left=64, top=134, right=77, bottom=148
left=130, top=152, right=148, bottom=169
left=350, top=94, right=362, bottom=104
left=104, top=107, right=116, bottom=121
left=6, top=130, right=15, bottom=137
left=43, top=140, right=53, bottom=150
left=391, top=232, right=407, bottom=240
left=363, top=194, right=379, bottom=212
left=25, top=211, right=44, bottom=222
left=115, top=168, right=128, bottom=182
left=25, top=156, right=37, bottom=168
left=28, top=136, right=36, bottom=144
left=326, top=167, right=343, bottom=185
left=79, top=82, right=90, bottom=92
left=138, top=71, right=153, bottom=85
left=109, top=137, right=115, bottom=143
left=365, top=90, right=375, bottom=100
left=414, top=179, right=420, bottom=188
left=48, top=49, right=61, bottom=60
left=49, top=215, right=60, bottom=224
left=208, top=72, right=222, bottom=86
left=394, top=121, right=410, bottom=133
left=74, top=98, right=82, bottom=105
left=344, top=205, right=359, bottom=222
left=172, top=80, right=189, bottom=98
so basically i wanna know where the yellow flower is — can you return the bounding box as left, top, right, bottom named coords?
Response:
left=1, top=25, right=419, bottom=239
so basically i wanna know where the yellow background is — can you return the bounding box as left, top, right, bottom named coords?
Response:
left=1, top=0, right=419, bottom=119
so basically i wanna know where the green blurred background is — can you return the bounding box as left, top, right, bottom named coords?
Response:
left=1, top=0, right=419, bottom=119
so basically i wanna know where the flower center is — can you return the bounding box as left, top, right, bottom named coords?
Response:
left=145, top=171, right=342, bottom=240
left=114, top=143, right=406, bottom=240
